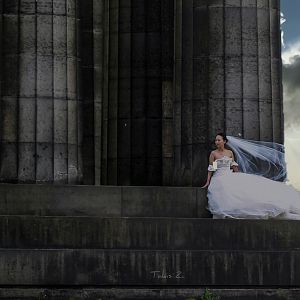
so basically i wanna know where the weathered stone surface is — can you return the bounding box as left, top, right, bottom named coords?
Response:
left=0, top=249, right=298, bottom=285
left=1, top=216, right=300, bottom=250
left=0, top=287, right=300, bottom=300
left=0, top=1, right=284, bottom=185
left=0, top=184, right=209, bottom=217
left=0, top=0, right=82, bottom=184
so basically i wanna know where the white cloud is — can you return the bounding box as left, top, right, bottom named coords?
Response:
left=282, top=40, right=300, bottom=65
left=284, top=126, right=300, bottom=191
left=282, top=38, right=300, bottom=191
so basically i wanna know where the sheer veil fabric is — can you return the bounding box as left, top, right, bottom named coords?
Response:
left=206, top=136, right=300, bottom=220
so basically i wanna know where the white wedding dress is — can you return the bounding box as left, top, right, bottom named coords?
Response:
left=206, top=156, right=300, bottom=219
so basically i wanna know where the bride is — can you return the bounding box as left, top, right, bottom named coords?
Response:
left=201, top=133, right=300, bottom=219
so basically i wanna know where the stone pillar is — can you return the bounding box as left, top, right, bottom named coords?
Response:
left=81, top=0, right=174, bottom=185
left=173, top=0, right=284, bottom=186
left=0, top=0, right=82, bottom=184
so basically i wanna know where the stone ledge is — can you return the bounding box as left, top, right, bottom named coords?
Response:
left=0, top=216, right=299, bottom=250
left=0, top=287, right=299, bottom=300
left=0, top=184, right=210, bottom=217
left=0, top=249, right=299, bottom=286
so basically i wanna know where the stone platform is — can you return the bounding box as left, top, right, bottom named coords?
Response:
left=0, top=183, right=300, bottom=299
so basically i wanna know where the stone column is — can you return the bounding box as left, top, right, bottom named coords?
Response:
left=173, top=0, right=284, bottom=186
left=0, top=0, right=82, bottom=184
left=82, top=0, right=174, bottom=186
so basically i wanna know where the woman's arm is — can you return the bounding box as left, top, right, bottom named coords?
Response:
left=230, top=150, right=239, bottom=172
left=201, top=152, right=214, bottom=188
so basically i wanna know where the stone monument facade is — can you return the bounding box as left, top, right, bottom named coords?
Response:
left=0, top=0, right=284, bottom=186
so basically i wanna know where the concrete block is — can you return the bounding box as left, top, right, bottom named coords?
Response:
left=1, top=58, right=11, bottom=98
left=226, top=98, right=243, bottom=135
left=208, top=7, right=223, bottom=56
left=37, top=55, right=53, bottom=98
left=3, top=15, right=18, bottom=54
left=193, top=58, right=208, bottom=99
left=67, top=0, right=76, bottom=17
left=208, top=98, right=225, bottom=136
left=18, top=143, right=35, bottom=182
left=54, top=56, right=67, bottom=99
left=67, top=57, right=77, bottom=100
left=54, top=143, right=68, bottom=183
left=67, top=144, right=79, bottom=184
left=19, top=54, right=36, bottom=97
left=0, top=143, right=18, bottom=181
left=67, top=100, right=78, bottom=145
left=20, top=0, right=36, bottom=14
left=193, top=6, right=207, bottom=58
left=19, top=98, right=36, bottom=143
left=225, top=0, right=240, bottom=7
left=209, top=57, right=224, bottom=99
left=53, top=15, right=67, bottom=56
left=37, top=15, right=53, bottom=56
left=192, top=100, right=208, bottom=143
left=121, top=186, right=198, bottom=217
left=242, top=7, right=258, bottom=56
left=37, top=0, right=52, bottom=14
left=181, top=59, right=193, bottom=101
left=36, top=99, right=53, bottom=143
left=20, top=15, right=36, bottom=53
left=36, top=143, right=53, bottom=182
left=258, top=58, right=272, bottom=99
left=243, top=56, right=258, bottom=99
left=270, top=8, right=280, bottom=59
left=225, top=57, right=242, bottom=98
left=271, top=59, right=281, bottom=100
left=54, top=99, right=67, bottom=143
left=243, top=99, right=260, bottom=139
left=53, top=0, right=66, bottom=15
left=259, top=99, right=273, bottom=140
left=67, top=17, right=76, bottom=57
left=257, top=8, right=271, bottom=58
left=1, top=97, right=17, bottom=142
left=225, top=7, right=241, bottom=56
left=242, top=0, right=256, bottom=7
left=3, top=0, right=18, bottom=14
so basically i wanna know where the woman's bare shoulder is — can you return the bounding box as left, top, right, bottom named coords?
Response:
left=227, top=149, right=234, bottom=157
left=210, top=150, right=216, bottom=157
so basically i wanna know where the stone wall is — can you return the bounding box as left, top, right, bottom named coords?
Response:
left=0, top=0, right=284, bottom=186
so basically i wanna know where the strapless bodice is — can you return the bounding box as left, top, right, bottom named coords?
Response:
left=208, top=155, right=238, bottom=176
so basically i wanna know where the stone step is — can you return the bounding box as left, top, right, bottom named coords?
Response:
left=1, top=216, right=300, bottom=250
left=0, top=287, right=300, bottom=300
left=0, top=184, right=210, bottom=217
left=0, top=249, right=298, bottom=286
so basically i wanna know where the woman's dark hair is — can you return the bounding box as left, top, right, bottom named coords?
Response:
left=215, top=132, right=228, bottom=143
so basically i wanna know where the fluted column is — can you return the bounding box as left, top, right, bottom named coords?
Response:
left=173, top=0, right=284, bottom=186
left=82, top=0, right=174, bottom=185
left=0, top=0, right=82, bottom=184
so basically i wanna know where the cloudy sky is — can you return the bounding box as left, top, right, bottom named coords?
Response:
left=280, top=0, right=300, bottom=191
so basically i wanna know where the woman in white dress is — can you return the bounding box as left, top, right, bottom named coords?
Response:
left=201, top=133, right=300, bottom=219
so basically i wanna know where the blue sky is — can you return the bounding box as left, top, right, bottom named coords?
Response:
left=281, top=1, right=300, bottom=45
left=281, top=0, right=300, bottom=190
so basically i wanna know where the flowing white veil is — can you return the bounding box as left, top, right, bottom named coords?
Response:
left=226, top=135, right=287, bottom=182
